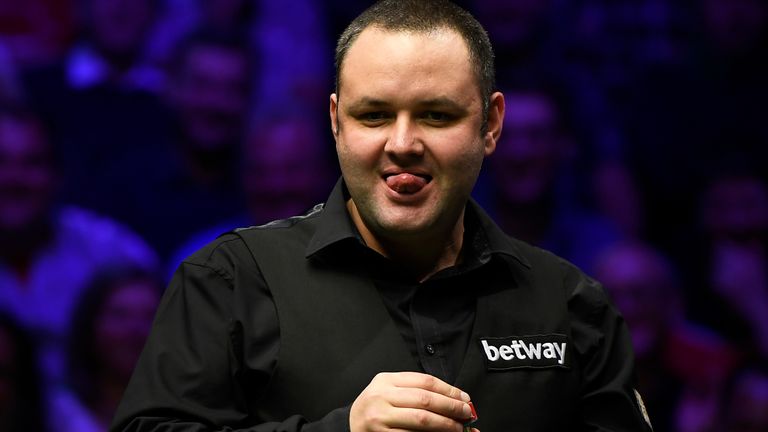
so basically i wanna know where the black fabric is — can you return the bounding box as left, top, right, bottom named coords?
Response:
left=111, top=179, right=652, bottom=432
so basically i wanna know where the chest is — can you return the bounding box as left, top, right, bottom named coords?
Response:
left=248, top=258, right=581, bottom=429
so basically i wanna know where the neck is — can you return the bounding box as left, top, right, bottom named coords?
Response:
left=347, top=200, right=465, bottom=282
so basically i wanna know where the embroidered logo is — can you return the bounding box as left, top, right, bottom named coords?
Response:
left=634, top=389, right=653, bottom=429
left=479, top=334, right=570, bottom=370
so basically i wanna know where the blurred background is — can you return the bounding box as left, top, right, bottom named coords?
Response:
left=0, top=0, right=766, bottom=431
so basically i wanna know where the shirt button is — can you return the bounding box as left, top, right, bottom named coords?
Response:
left=425, top=344, right=436, bottom=355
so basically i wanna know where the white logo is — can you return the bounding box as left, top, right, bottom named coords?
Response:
left=479, top=334, right=570, bottom=369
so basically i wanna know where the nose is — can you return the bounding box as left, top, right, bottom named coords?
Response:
left=383, top=113, right=424, bottom=160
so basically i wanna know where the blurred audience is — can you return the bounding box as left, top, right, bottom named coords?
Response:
left=0, top=43, right=22, bottom=102
left=52, top=267, right=162, bottom=432
left=168, top=113, right=335, bottom=274
left=0, top=0, right=75, bottom=67
left=146, top=0, right=257, bottom=69
left=241, top=114, right=335, bottom=225
left=128, top=28, right=252, bottom=261
left=685, top=168, right=768, bottom=360
left=719, top=365, right=768, bottom=432
left=595, top=242, right=684, bottom=431
left=470, top=0, right=560, bottom=75
left=0, top=105, right=157, bottom=398
left=623, top=0, right=768, bottom=251
left=0, top=313, right=47, bottom=431
left=0, top=0, right=764, bottom=426
left=21, top=0, right=171, bottom=226
left=487, top=79, right=621, bottom=273
left=254, top=0, right=330, bottom=114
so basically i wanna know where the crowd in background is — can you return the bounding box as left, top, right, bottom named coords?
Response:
left=0, top=0, right=766, bottom=431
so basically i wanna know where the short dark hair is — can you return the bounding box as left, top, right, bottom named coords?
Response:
left=334, top=0, right=496, bottom=131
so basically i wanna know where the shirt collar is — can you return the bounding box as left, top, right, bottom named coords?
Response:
left=304, top=178, right=363, bottom=257
left=305, top=178, right=531, bottom=269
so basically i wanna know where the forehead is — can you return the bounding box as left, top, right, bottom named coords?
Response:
left=339, top=27, right=478, bottom=100
left=183, top=45, right=248, bottom=77
left=0, top=117, right=48, bottom=158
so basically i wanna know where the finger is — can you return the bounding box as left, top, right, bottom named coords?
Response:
left=388, top=407, right=464, bottom=432
left=386, top=372, right=471, bottom=402
left=389, top=387, right=472, bottom=422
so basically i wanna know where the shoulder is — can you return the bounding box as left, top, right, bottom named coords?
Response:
left=180, top=233, right=255, bottom=283
left=508, top=238, right=612, bottom=320
left=179, top=205, right=325, bottom=280
left=56, top=206, right=158, bottom=267
left=230, top=203, right=325, bottom=250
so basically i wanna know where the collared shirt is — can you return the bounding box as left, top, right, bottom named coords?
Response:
left=112, top=179, right=650, bottom=431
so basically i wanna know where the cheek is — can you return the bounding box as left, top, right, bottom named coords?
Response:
left=442, top=136, right=486, bottom=177
left=95, top=316, right=125, bottom=351
left=336, top=131, right=381, bottom=170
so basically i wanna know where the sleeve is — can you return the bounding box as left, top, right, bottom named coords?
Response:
left=566, top=267, right=654, bottom=432
left=109, top=239, right=352, bottom=432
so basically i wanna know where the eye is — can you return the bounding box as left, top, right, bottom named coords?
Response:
left=363, top=111, right=384, bottom=121
left=422, top=111, right=453, bottom=123
left=360, top=111, right=388, bottom=123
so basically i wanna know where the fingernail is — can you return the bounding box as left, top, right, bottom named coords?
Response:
left=462, top=403, right=471, bottom=418
left=460, top=391, right=470, bottom=402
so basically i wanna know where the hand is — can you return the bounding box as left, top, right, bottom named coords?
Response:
left=349, top=371, right=477, bottom=432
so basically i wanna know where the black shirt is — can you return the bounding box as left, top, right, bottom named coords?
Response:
left=111, top=179, right=652, bottom=431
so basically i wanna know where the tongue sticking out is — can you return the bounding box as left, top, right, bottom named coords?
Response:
left=386, top=173, right=429, bottom=194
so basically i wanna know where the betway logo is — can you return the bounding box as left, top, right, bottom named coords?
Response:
left=479, top=334, right=570, bottom=370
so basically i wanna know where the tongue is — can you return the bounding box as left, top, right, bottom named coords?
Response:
left=386, top=173, right=428, bottom=194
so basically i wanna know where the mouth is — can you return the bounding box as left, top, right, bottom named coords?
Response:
left=383, top=171, right=433, bottom=194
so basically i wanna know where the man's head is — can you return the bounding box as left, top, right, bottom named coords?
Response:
left=334, top=0, right=496, bottom=133
left=329, top=0, right=504, bottom=257
left=703, top=171, right=768, bottom=243
left=0, top=107, right=56, bottom=234
left=489, top=85, right=567, bottom=205
left=242, top=115, right=334, bottom=224
left=166, top=30, right=252, bottom=152
left=85, top=0, right=158, bottom=67
left=722, top=366, right=768, bottom=432
left=594, top=242, right=681, bottom=359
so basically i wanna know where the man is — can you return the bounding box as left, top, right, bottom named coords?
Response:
left=486, top=80, right=622, bottom=274
left=111, top=1, right=652, bottom=431
left=0, top=106, right=157, bottom=408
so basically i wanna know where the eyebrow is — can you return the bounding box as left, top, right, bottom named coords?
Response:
left=344, top=96, right=468, bottom=113
left=344, top=97, right=390, bottom=112
left=416, top=97, right=467, bottom=112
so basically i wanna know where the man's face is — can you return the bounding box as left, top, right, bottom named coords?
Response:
left=0, top=117, right=55, bottom=232
left=170, top=45, right=249, bottom=150
left=331, top=27, right=502, bottom=241
left=595, top=246, right=675, bottom=359
left=243, top=119, right=331, bottom=223
left=95, top=279, right=159, bottom=380
left=726, top=372, right=768, bottom=432
left=490, top=92, right=560, bottom=204
left=90, top=0, right=155, bottom=57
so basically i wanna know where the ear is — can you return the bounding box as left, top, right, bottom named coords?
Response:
left=330, top=93, right=339, bottom=139
left=483, top=92, right=505, bottom=156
